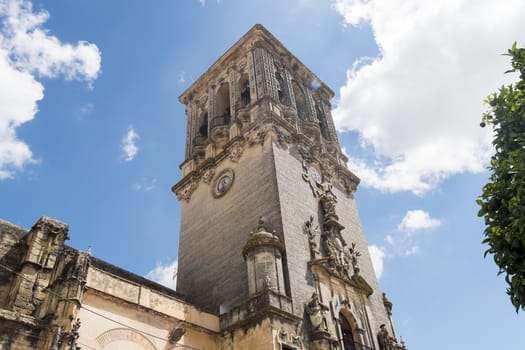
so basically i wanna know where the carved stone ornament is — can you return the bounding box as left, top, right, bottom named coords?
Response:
left=201, top=168, right=215, bottom=184
left=348, top=242, right=362, bottom=274
left=168, top=327, right=186, bottom=344
left=212, top=168, right=235, bottom=198
left=302, top=160, right=339, bottom=202
left=304, top=216, right=320, bottom=259
left=305, top=292, right=329, bottom=331
left=341, top=177, right=358, bottom=199
left=249, top=128, right=266, bottom=146
left=177, top=181, right=197, bottom=202
left=383, top=292, right=393, bottom=316
left=59, top=318, right=81, bottom=350
left=229, top=145, right=244, bottom=162
left=377, top=324, right=390, bottom=350
left=273, top=125, right=292, bottom=145
left=298, top=143, right=312, bottom=160
left=277, top=329, right=302, bottom=348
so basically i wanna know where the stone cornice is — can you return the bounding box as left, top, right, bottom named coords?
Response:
left=179, top=24, right=334, bottom=105
left=172, top=108, right=360, bottom=202
left=309, top=260, right=374, bottom=297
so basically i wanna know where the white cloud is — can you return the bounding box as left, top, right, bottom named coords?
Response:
left=332, top=0, right=525, bottom=194
left=403, top=246, right=419, bottom=256
left=368, top=245, right=385, bottom=279
left=178, top=71, right=186, bottom=84
left=146, top=258, right=177, bottom=290
left=397, top=209, right=441, bottom=232
left=372, top=210, right=440, bottom=277
left=121, top=125, right=139, bottom=161
left=132, top=178, right=156, bottom=191
left=0, top=0, right=101, bottom=179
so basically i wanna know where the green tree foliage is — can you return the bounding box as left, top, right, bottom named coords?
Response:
left=478, top=42, right=525, bottom=312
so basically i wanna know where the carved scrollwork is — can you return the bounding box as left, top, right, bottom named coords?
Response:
left=249, top=128, right=266, bottom=146
left=272, top=125, right=292, bottom=145
left=176, top=181, right=197, bottom=202
left=229, top=145, right=244, bottom=162
left=201, top=168, right=215, bottom=184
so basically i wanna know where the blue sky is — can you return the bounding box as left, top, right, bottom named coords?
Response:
left=1, top=0, right=524, bottom=348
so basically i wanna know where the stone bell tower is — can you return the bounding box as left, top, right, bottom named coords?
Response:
left=173, top=24, right=406, bottom=350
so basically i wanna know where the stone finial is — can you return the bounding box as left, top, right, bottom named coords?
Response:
left=257, top=216, right=268, bottom=232
left=383, top=292, right=393, bottom=315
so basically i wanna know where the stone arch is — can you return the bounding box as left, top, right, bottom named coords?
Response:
left=238, top=73, right=251, bottom=106
left=215, top=82, right=231, bottom=119
left=292, top=80, right=308, bottom=120
left=275, top=72, right=287, bottom=105
left=96, top=328, right=157, bottom=350
left=198, top=110, right=208, bottom=138
left=338, top=309, right=362, bottom=350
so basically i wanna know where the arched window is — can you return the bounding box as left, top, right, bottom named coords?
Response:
left=198, top=111, right=208, bottom=137
left=292, top=81, right=308, bottom=120
left=275, top=72, right=286, bottom=104
left=239, top=74, right=250, bottom=106
left=216, top=82, right=230, bottom=119
left=340, top=313, right=357, bottom=350
left=316, top=102, right=329, bottom=139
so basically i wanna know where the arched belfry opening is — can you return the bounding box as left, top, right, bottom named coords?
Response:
left=239, top=74, right=250, bottom=106
left=198, top=111, right=208, bottom=138
left=292, top=80, right=308, bottom=120
left=275, top=72, right=287, bottom=105
left=339, top=312, right=357, bottom=350
left=215, top=82, right=231, bottom=122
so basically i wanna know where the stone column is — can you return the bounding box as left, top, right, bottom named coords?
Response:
left=207, top=84, right=217, bottom=131
left=186, top=100, right=198, bottom=160
left=319, top=97, right=338, bottom=142
left=252, top=43, right=279, bottom=100
left=284, top=69, right=296, bottom=108
left=229, top=68, right=239, bottom=115
left=303, top=83, right=317, bottom=122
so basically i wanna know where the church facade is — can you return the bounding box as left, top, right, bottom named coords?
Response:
left=0, top=25, right=406, bottom=350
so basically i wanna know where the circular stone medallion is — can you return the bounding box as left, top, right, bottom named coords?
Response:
left=212, top=168, right=235, bottom=198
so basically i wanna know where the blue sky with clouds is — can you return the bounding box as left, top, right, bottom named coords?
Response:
left=1, top=0, right=524, bottom=348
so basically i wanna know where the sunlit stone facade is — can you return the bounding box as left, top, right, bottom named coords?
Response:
left=0, top=24, right=405, bottom=350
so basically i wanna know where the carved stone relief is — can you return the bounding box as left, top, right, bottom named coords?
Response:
left=96, top=328, right=157, bottom=350
left=303, top=216, right=320, bottom=259
left=177, top=181, right=197, bottom=202
left=228, top=145, right=244, bottom=162
left=202, top=168, right=215, bottom=184
left=305, top=292, right=329, bottom=331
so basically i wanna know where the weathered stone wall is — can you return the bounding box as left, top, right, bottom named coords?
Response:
left=79, top=264, right=220, bottom=350
left=0, top=220, right=27, bottom=309
left=272, top=140, right=391, bottom=340
left=177, top=141, right=284, bottom=314
left=272, top=142, right=319, bottom=317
